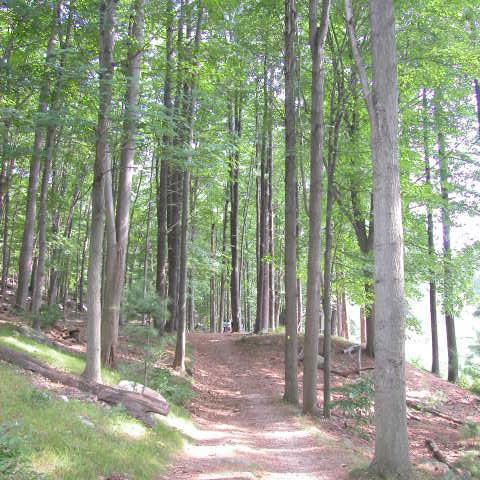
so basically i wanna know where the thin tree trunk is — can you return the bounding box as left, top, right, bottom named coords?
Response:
left=173, top=170, right=190, bottom=371
left=102, top=0, right=145, bottom=367
left=210, top=223, right=216, bottom=332
left=474, top=79, right=480, bottom=136
left=230, top=94, right=242, bottom=333
left=322, top=82, right=342, bottom=417
left=422, top=89, right=439, bottom=376
left=284, top=0, right=298, bottom=405
left=31, top=126, right=56, bottom=319
left=219, top=194, right=228, bottom=331
left=156, top=0, right=174, bottom=303
left=83, top=0, right=116, bottom=384
left=434, top=91, right=458, bottom=383
left=15, top=1, right=64, bottom=310
left=303, top=0, right=331, bottom=415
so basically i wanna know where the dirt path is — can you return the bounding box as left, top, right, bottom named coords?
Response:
left=160, top=333, right=361, bottom=480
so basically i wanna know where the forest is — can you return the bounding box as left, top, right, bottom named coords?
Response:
left=0, top=0, right=479, bottom=479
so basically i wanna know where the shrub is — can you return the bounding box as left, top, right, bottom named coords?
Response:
left=331, top=374, right=375, bottom=425
left=122, top=283, right=169, bottom=331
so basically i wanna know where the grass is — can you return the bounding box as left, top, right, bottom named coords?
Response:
left=0, top=362, right=184, bottom=479
left=0, top=325, right=120, bottom=385
left=0, top=325, right=195, bottom=410
left=0, top=323, right=197, bottom=478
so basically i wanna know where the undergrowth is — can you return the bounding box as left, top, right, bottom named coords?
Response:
left=0, top=362, right=184, bottom=479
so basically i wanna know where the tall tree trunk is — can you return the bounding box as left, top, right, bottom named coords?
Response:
left=78, top=205, right=90, bottom=312
left=32, top=5, right=73, bottom=317
left=322, top=81, right=343, bottom=417
left=422, top=89, right=439, bottom=376
left=346, top=0, right=412, bottom=475
left=173, top=170, right=190, bottom=371
left=156, top=0, right=175, bottom=304
left=83, top=0, right=117, bottom=384
left=15, top=1, right=64, bottom=310
left=434, top=91, right=458, bottom=383
left=303, top=0, right=331, bottom=415
left=210, top=223, right=217, bottom=332
left=102, top=0, right=145, bottom=367
left=284, top=0, right=298, bottom=405
left=474, top=79, right=480, bottom=136
left=31, top=126, right=56, bottom=319
left=218, top=194, right=228, bottom=331
left=230, top=94, right=242, bottom=333
left=1, top=158, right=15, bottom=293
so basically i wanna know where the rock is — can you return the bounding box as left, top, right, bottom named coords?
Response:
left=59, top=395, right=69, bottom=402
left=117, top=380, right=168, bottom=405
left=78, top=415, right=94, bottom=428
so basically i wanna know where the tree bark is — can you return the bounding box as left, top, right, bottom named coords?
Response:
left=102, top=0, right=145, bottom=367
left=15, top=1, right=64, bottom=311
left=173, top=170, right=190, bottom=371
left=219, top=194, right=228, bottom=331
left=210, top=223, right=217, bottom=332
left=303, top=0, right=331, bottom=415
left=230, top=94, right=242, bottom=333
left=346, top=0, right=412, bottom=475
left=156, top=0, right=175, bottom=304
left=284, top=0, right=299, bottom=405
left=422, top=89, right=439, bottom=376
left=434, top=90, right=458, bottom=383
left=322, top=77, right=343, bottom=417
left=83, top=0, right=116, bottom=384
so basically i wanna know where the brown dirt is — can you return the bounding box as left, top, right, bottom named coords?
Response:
left=159, top=333, right=366, bottom=480
left=161, top=333, right=480, bottom=480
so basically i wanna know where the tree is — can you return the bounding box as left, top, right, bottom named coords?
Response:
left=101, top=0, right=145, bottom=368
left=15, top=0, right=64, bottom=311
left=303, top=0, right=331, bottom=415
left=346, top=0, right=412, bottom=475
left=83, top=0, right=117, bottom=384
left=283, top=0, right=298, bottom=405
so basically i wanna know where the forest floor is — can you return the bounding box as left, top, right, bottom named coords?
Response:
left=1, top=297, right=479, bottom=479
left=159, top=332, right=362, bottom=480
left=160, top=333, right=480, bottom=480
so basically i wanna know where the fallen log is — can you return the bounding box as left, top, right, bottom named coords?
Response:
left=425, top=439, right=449, bottom=465
left=406, top=399, right=464, bottom=426
left=0, top=345, right=168, bottom=427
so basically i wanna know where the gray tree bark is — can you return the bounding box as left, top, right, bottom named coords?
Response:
left=83, top=0, right=117, bottom=384
left=102, top=0, right=145, bottom=367
left=15, top=1, right=63, bottom=311
left=284, top=0, right=298, bottom=405
left=422, top=89, right=440, bottom=376
left=346, top=0, right=412, bottom=476
left=303, top=0, right=331, bottom=415
left=434, top=90, right=458, bottom=383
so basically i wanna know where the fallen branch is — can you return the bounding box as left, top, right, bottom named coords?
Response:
left=0, top=345, right=168, bottom=427
left=406, top=399, right=464, bottom=426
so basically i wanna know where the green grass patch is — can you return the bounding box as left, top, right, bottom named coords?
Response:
left=0, top=362, right=184, bottom=480
left=0, top=325, right=119, bottom=384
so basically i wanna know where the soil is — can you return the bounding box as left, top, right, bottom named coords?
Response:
left=160, top=333, right=480, bottom=480
left=160, top=333, right=363, bottom=480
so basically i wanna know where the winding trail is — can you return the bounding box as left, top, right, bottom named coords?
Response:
left=160, top=333, right=359, bottom=480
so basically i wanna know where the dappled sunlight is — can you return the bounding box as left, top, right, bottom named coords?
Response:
left=156, top=412, right=228, bottom=442
left=160, top=333, right=359, bottom=479
left=108, top=418, right=148, bottom=440
left=32, top=448, right=71, bottom=476
left=1, top=335, right=42, bottom=353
